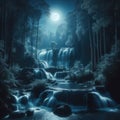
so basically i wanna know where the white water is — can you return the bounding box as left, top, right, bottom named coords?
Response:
left=38, top=48, right=74, bottom=68
left=34, top=68, right=53, bottom=79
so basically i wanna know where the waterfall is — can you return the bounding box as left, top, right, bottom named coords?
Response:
left=12, top=92, right=32, bottom=111
left=46, top=50, right=53, bottom=65
left=38, top=48, right=75, bottom=68
left=58, top=48, right=74, bottom=68
left=38, top=49, right=53, bottom=66
left=34, top=68, right=53, bottom=79
left=39, top=61, right=49, bottom=68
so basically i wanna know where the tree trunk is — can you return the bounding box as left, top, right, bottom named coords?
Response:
left=114, top=9, right=118, bottom=51
left=93, top=31, right=96, bottom=69
left=30, top=19, right=35, bottom=56
left=99, top=29, right=102, bottom=59
left=88, top=19, right=94, bottom=70
left=35, top=20, right=39, bottom=59
left=103, top=27, right=106, bottom=54
left=0, top=0, right=7, bottom=59
left=23, top=15, right=27, bottom=46
left=96, top=31, right=99, bottom=63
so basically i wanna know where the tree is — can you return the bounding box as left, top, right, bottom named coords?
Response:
left=81, top=0, right=120, bottom=69
left=0, top=0, right=49, bottom=66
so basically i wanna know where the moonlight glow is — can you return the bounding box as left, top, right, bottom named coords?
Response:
left=50, top=12, right=60, bottom=22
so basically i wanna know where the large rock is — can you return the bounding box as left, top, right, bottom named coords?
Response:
left=45, top=67, right=64, bottom=75
left=87, top=92, right=115, bottom=111
left=37, top=89, right=115, bottom=113
left=19, top=95, right=28, bottom=105
left=54, top=71, right=69, bottom=79
left=34, top=68, right=47, bottom=79
left=37, top=90, right=89, bottom=109
left=25, top=109, right=34, bottom=117
left=53, top=104, right=72, bottom=117
left=9, top=111, right=26, bottom=119
left=36, top=90, right=53, bottom=106
left=54, top=90, right=87, bottom=106
left=30, top=82, right=47, bottom=99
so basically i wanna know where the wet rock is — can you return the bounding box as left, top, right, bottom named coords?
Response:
left=26, top=109, right=34, bottom=117
left=9, top=111, right=26, bottom=119
left=31, top=82, right=47, bottom=99
left=87, top=92, right=115, bottom=111
left=36, top=90, right=53, bottom=106
left=53, top=104, right=72, bottom=117
left=34, top=68, right=46, bottom=79
left=54, top=90, right=87, bottom=106
left=54, top=71, right=69, bottom=79
left=45, top=67, right=64, bottom=75
left=38, top=89, right=91, bottom=109
left=19, top=95, right=28, bottom=105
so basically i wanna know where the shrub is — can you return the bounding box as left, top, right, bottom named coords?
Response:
left=95, top=43, right=120, bottom=103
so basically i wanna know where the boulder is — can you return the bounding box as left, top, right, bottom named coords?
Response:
left=34, top=68, right=46, bottom=79
left=9, top=111, right=26, bottom=119
left=36, top=90, right=53, bottom=106
left=30, top=82, right=47, bottom=99
left=54, top=71, right=69, bottom=79
left=87, top=92, right=115, bottom=111
left=37, top=90, right=89, bottom=108
left=54, top=90, right=88, bottom=106
left=19, top=95, right=28, bottom=105
left=45, top=67, right=64, bottom=75
left=26, top=109, right=34, bottom=117
left=53, top=104, right=72, bottom=117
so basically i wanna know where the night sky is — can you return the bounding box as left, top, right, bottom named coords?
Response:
left=40, top=0, right=76, bottom=34
left=45, top=0, right=76, bottom=14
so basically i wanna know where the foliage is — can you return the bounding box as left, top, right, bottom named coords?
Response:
left=21, top=53, right=39, bottom=68
left=0, top=81, right=16, bottom=119
left=65, top=61, right=94, bottom=83
left=0, top=0, right=49, bottom=66
left=0, top=58, right=15, bottom=81
left=95, top=43, right=120, bottom=103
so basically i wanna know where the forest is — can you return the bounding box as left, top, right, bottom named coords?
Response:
left=0, top=0, right=120, bottom=120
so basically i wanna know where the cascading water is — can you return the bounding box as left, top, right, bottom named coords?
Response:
left=38, top=49, right=53, bottom=66
left=13, top=92, right=32, bottom=111
left=57, top=48, right=74, bottom=68
left=38, top=48, right=75, bottom=68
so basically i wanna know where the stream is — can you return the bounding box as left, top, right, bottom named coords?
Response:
left=2, top=48, right=120, bottom=119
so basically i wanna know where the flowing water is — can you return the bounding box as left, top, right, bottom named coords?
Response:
left=38, top=48, right=75, bottom=68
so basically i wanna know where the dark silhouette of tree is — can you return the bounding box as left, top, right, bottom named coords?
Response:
left=0, top=0, right=49, bottom=66
left=81, top=0, right=120, bottom=70
left=65, top=0, right=120, bottom=70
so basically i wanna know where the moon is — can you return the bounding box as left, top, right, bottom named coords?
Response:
left=50, top=12, right=60, bottom=22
